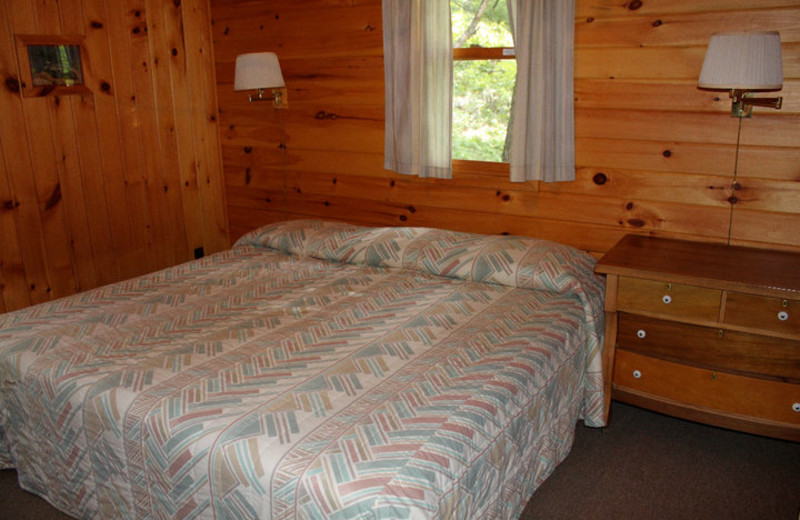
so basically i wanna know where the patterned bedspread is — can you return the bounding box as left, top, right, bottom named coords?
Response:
left=0, top=220, right=605, bottom=519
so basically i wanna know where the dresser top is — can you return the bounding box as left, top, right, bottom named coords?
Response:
left=595, top=235, right=800, bottom=297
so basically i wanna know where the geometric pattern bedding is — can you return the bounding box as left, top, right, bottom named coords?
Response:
left=0, top=220, right=605, bottom=519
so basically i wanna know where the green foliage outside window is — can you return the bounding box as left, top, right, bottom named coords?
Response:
left=451, top=0, right=516, bottom=162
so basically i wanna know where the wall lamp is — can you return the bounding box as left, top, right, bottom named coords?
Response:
left=698, top=31, right=783, bottom=118
left=234, top=52, right=288, bottom=108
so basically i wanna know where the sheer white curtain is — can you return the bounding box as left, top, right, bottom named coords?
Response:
left=382, top=0, right=453, bottom=179
left=507, top=0, right=576, bottom=182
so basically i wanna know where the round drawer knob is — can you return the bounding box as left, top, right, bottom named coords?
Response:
left=793, top=403, right=800, bottom=413
left=662, top=295, right=672, bottom=304
left=633, top=369, right=642, bottom=379
left=778, top=311, right=789, bottom=321
left=637, top=329, right=646, bottom=339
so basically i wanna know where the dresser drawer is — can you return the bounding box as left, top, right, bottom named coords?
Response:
left=724, top=292, right=800, bottom=336
left=614, top=350, right=800, bottom=426
left=617, top=278, right=721, bottom=321
left=618, top=313, right=800, bottom=382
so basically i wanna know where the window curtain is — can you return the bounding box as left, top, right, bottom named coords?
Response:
left=382, top=0, right=453, bottom=179
left=506, top=0, right=576, bottom=182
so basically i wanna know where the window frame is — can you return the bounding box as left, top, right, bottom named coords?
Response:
left=453, top=47, right=514, bottom=61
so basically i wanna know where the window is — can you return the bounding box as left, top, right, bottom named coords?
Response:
left=384, top=1, right=575, bottom=181
left=14, top=35, right=89, bottom=98
left=451, top=1, right=516, bottom=163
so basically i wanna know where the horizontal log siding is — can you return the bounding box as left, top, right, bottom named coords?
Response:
left=211, top=0, right=799, bottom=258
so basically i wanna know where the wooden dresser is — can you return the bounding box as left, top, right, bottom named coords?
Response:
left=595, top=234, right=800, bottom=441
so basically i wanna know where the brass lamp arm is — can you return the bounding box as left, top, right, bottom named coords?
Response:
left=730, top=89, right=782, bottom=118
left=248, top=87, right=288, bottom=109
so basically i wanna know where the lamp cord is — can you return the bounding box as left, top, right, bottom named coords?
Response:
left=278, top=108, right=288, bottom=219
left=727, top=117, right=743, bottom=245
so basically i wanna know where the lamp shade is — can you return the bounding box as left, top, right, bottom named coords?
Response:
left=234, top=52, right=285, bottom=91
left=698, top=31, right=783, bottom=90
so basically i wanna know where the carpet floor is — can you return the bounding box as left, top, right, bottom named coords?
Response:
left=0, top=402, right=797, bottom=519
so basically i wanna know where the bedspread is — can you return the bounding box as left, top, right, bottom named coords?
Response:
left=0, top=220, right=604, bottom=519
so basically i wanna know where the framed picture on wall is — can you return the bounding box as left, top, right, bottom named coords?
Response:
left=15, top=34, right=91, bottom=97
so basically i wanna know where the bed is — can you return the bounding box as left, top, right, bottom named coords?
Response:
left=0, top=219, right=605, bottom=519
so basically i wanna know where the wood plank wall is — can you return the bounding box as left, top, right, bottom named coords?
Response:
left=212, top=0, right=800, bottom=258
left=0, top=0, right=229, bottom=313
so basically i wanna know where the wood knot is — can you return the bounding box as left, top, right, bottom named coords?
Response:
left=5, top=77, right=20, bottom=93
left=662, top=149, right=672, bottom=158
left=586, top=17, right=594, bottom=23
left=628, top=0, right=643, bottom=10
left=627, top=218, right=645, bottom=228
left=315, top=111, right=338, bottom=120
left=100, top=81, right=112, bottom=92
left=728, top=196, right=739, bottom=205
left=652, top=20, right=663, bottom=27
left=592, top=172, right=608, bottom=185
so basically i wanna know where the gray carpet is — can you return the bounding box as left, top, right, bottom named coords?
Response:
left=1, top=402, right=798, bottom=519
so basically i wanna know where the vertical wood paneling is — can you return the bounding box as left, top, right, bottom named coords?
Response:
left=182, top=0, right=230, bottom=254
left=0, top=152, right=27, bottom=313
left=0, top=3, right=53, bottom=306
left=144, top=0, right=191, bottom=264
left=211, top=0, right=800, bottom=256
left=0, top=0, right=228, bottom=313
left=126, top=0, right=174, bottom=270
left=105, top=0, right=156, bottom=275
left=81, top=0, right=133, bottom=283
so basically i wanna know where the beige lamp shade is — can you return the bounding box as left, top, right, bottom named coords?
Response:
left=234, top=52, right=285, bottom=91
left=698, top=31, right=783, bottom=91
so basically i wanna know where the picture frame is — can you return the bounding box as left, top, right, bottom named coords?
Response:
left=15, top=34, right=90, bottom=98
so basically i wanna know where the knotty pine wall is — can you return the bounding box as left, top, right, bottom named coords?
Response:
left=0, top=0, right=228, bottom=313
left=213, top=0, right=799, bottom=257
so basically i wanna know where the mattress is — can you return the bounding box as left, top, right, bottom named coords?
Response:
left=0, top=220, right=605, bottom=519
